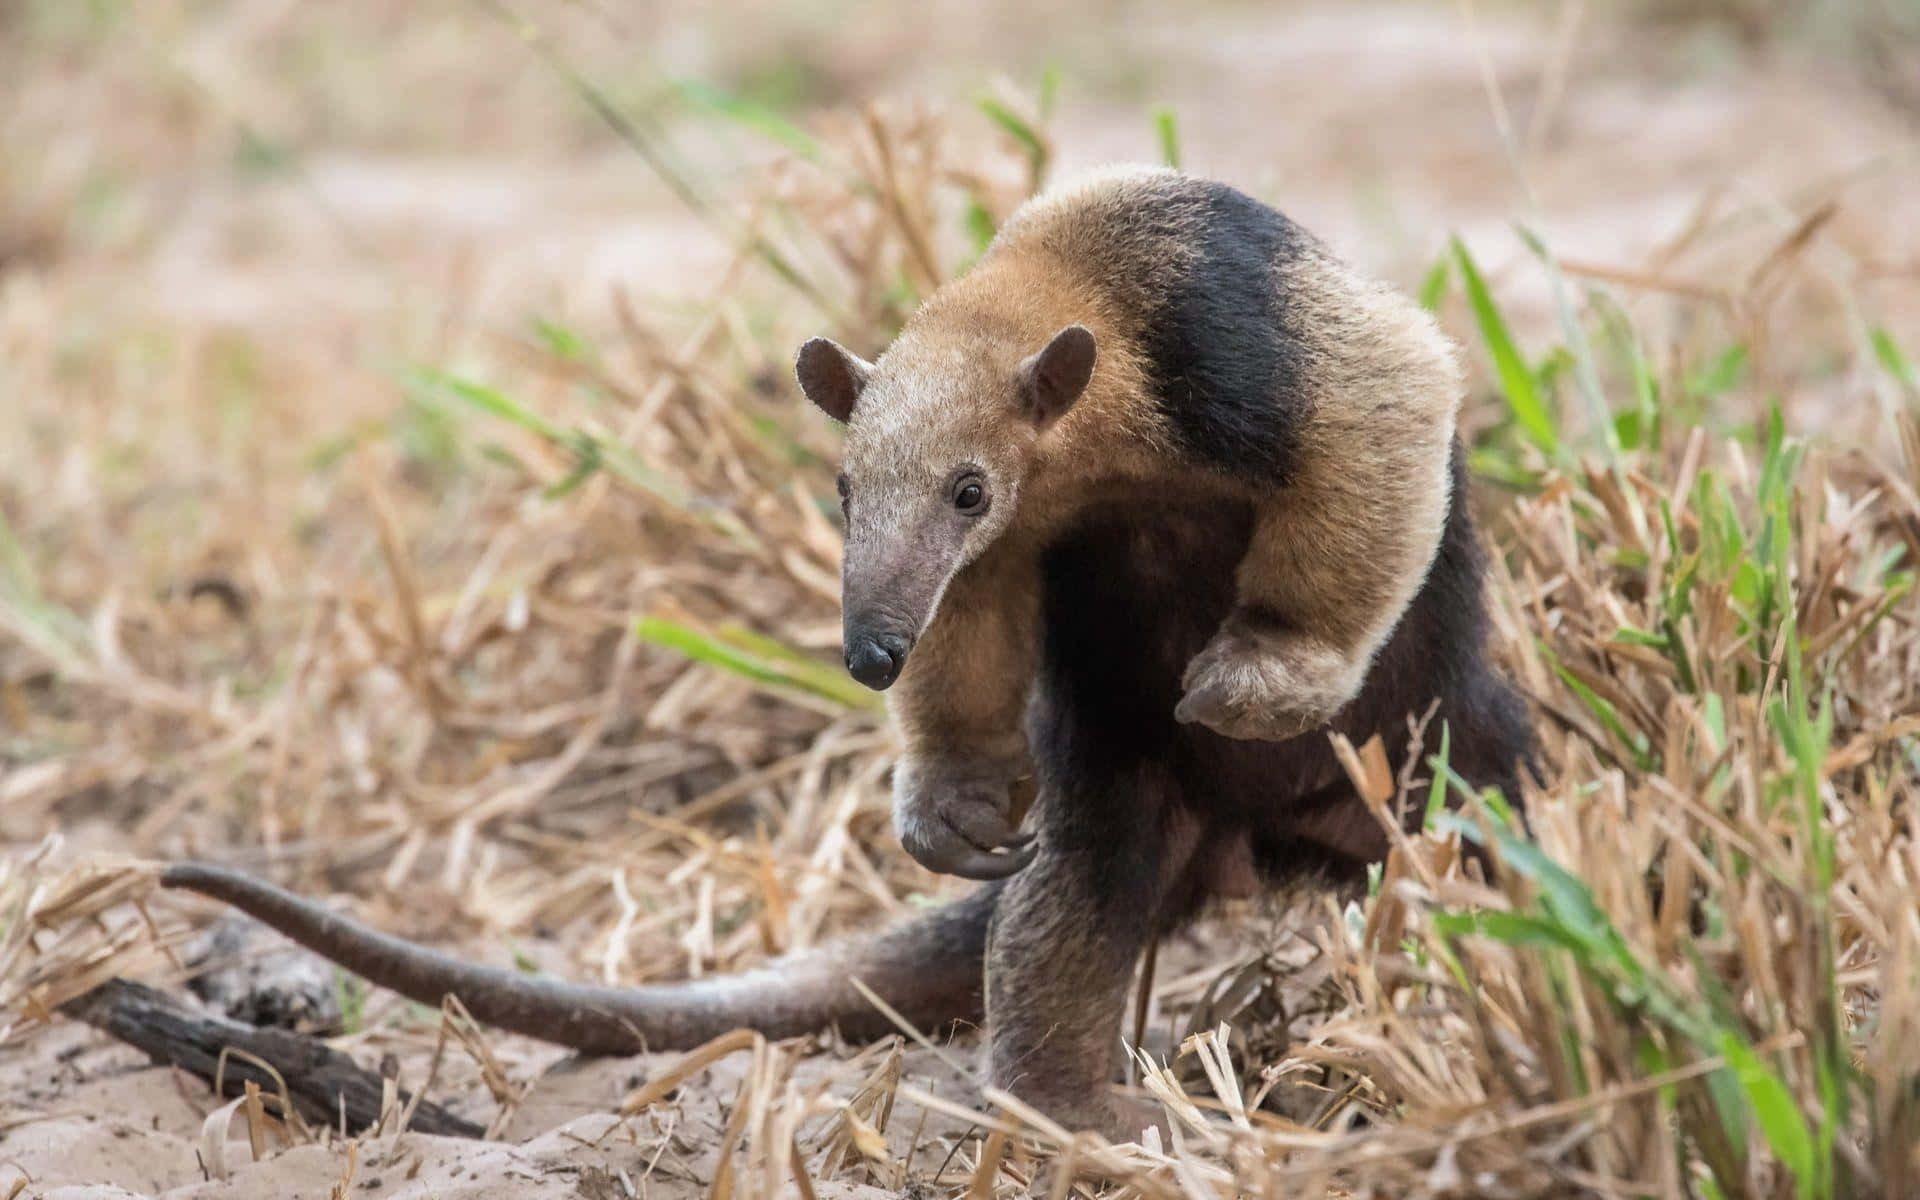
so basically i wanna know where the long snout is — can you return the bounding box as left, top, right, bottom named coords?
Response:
left=838, top=508, right=960, bottom=692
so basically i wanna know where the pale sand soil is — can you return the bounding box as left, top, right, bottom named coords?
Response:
left=3, top=1014, right=970, bottom=1197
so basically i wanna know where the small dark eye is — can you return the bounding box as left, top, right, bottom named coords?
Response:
left=952, top=476, right=986, bottom=514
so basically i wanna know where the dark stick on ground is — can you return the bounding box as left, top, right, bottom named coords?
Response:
left=59, top=977, right=484, bottom=1139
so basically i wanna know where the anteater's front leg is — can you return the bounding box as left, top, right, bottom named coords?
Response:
left=984, top=760, right=1193, bottom=1142
left=1176, top=390, right=1459, bottom=743
left=887, top=550, right=1040, bottom=879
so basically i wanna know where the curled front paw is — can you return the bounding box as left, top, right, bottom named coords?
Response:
left=893, top=762, right=1036, bottom=881
left=1173, top=630, right=1362, bottom=742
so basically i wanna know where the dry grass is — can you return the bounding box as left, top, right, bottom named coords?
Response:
left=4, top=3, right=1920, bottom=1197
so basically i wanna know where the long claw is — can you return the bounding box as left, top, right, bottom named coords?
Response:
left=941, top=841, right=1039, bottom=881
left=900, top=815, right=1039, bottom=879
left=946, top=804, right=1025, bottom=855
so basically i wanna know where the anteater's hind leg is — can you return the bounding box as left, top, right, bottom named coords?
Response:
left=982, top=763, right=1192, bottom=1140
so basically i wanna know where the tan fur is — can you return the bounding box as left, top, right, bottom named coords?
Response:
left=883, top=537, right=1042, bottom=868
left=853, top=164, right=1459, bottom=807
left=840, top=185, right=1183, bottom=858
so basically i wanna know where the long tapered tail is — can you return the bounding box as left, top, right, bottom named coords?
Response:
left=161, top=863, right=996, bottom=1053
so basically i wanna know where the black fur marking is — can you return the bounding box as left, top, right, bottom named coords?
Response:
left=1028, top=445, right=1535, bottom=917
left=1132, top=180, right=1310, bottom=482
left=1006, top=175, right=1322, bottom=481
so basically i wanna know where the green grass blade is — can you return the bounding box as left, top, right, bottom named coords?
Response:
left=711, top=624, right=832, bottom=669
left=1152, top=105, right=1181, bottom=169
left=963, top=193, right=998, bottom=255
left=1552, top=663, right=1655, bottom=770
left=1037, top=64, right=1061, bottom=120
left=422, top=368, right=569, bottom=443
left=1593, top=292, right=1660, bottom=451
left=530, top=316, right=593, bottom=363
left=1716, top=1031, right=1817, bottom=1198
left=673, top=78, right=823, bottom=161
left=1424, top=721, right=1451, bottom=830
left=1431, top=909, right=1585, bottom=951
left=1514, top=223, right=1614, bottom=455
left=1871, top=326, right=1917, bottom=392
left=977, top=95, right=1048, bottom=182
left=419, top=369, right=760, bottom=550
left=1451, top=237, right=1559, bottom=458
left=635, top=617, right=881, bottom=711
left=1687, top=344, right=1749, bottom=401
left=1417, top=254, right=1450, bottom=313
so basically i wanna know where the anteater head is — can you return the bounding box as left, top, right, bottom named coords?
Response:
left=794, top=322, right=1096, bottom=690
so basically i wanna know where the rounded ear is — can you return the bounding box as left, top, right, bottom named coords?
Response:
left=1017, top=325, right=1097, bottom=429
left=794, top=337, right=872, bottom=424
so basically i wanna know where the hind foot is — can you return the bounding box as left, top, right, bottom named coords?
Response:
left=1173, top=623, right=1362, bottom=742
left=994, top=1086, right=1167, bottom=1149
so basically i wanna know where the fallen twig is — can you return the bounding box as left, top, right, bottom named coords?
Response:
left=58, top=978, right=483, bottom=1140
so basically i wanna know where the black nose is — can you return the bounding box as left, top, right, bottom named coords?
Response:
left=844, top=634, right=906, bottom=690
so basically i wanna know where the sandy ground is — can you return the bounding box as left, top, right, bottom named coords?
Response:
left=3, top=910, right=1301, bottom=1197
left=4, top=1, right=1917, bottom=1196
left=1, top=1017, right=965, bottom=1198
